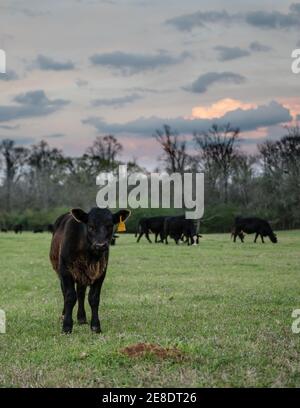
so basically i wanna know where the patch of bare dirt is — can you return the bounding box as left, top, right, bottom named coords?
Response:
left=120, top=343, right=185, bottom=361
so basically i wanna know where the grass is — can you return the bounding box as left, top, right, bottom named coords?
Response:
left=0, top=230, right=300, bottom=387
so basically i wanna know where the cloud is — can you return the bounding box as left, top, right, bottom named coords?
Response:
left=249, top=41, right=272, bottom=52
left=214, top=43, right=271, bottom=62
left=245, top=10, right=300, bottom=30
left=75, top=78, right=89, bottom=87
left=89, top=50, right=190, bottom=75
left=166, top=4, right=300, bottom=31
left=0, top=5, right=50, bottom=18
left=82, top=101, right=291, bottom=136
left=0, top=136, right=35, bottom=145
left=0, top=69, right=19, bottom=81
left=214, top=46, right=250, bottom=61
left=184, top=72, right=246, bottom=94
left=0, top=124, right=20, bottom=130
left=34, top=55, right=75, bottom=71
left=166, top=10, right=236, bottom=31
left=191, top=99, right=256, bottom=119
left=91, top=93, right=142, bottom=108
left=44, top=133, right=65, bottom=139
left=0, top=90, right=69, bottom=122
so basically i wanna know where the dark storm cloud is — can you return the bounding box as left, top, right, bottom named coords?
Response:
left=166, top=4, right=300, bottom=31
left=82, top=101, right=291, bottom=136
left=184, top=72, right=246, bottom=94
left=91, top=93, right=142, bottom=108
left=89, top=50, right=190, bottom=75
left=34, top=55, right=75, bottom=71
left=214, top=46, right=251, bottom=61
left=0, top=90, right=69, bottom=122
left=0, top=69, right=19, bottom=81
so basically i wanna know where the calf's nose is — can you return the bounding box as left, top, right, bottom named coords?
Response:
left=94, top=242, right=108, bottom=250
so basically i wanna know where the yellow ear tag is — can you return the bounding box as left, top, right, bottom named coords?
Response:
left=117, top=216, right=126, bottom=233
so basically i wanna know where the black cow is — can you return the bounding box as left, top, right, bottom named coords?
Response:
left=13, top=224, right=23, bottom=234
left=33, top=227, right=44, bottom=233
left=50, top=208, right=130, bottom=334
left=164, top=215, right=198, bottom=245
left=182, top=233, right=202, bottom=245
left=111, top=234, right=119, bottom=246
left=230, top=226, right=245, bottom=242
left=135, top=216, right=167, bottom=243
left=233, top=217, right=277, bottom=243
left=47, top=224, right=54, bottom=233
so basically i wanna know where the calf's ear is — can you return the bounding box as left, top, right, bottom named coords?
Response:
left=70, top=208, right=88, bottom=223
left=113, top=209, right=131, bottom=225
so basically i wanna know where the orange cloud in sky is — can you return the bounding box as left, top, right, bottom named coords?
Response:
left=190, top=98, right=256, bottom=119
left=278, top=98, right=300, bottom=120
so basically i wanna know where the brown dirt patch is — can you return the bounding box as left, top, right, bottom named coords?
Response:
left=119, top=343, right=185, bottom=361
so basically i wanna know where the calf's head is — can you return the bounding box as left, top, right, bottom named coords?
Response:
left=71, top=208, right=130, bottom=253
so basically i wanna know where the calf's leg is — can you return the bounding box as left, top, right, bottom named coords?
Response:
left=254, top=233, right=259, bottom=243
left=60, top=280, right=65, bottom=319
left=61, top=274, right=77, bottom=334
left=88, top=274, right=105, bottom=333
left=76, top=283, right=87, bottom=324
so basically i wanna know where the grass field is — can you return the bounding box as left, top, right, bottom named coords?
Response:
left=0, top=231, right=300, bottom=388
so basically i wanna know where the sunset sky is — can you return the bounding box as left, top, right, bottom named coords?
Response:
left=0, top=0, right=300, bottom=169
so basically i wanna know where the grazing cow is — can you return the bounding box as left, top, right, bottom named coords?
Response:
left=33, top=227, right=44, bottom=233
left=233, top=217, right=277, bottom=243
left=230, top=226, right=245, bottom=242
left=182, top=233, right=202, bottom=245
left=164, top=215, right=198, bottom=245
left=13, top=224, right=23, bottom=234
left=50, top=207, right=130, bottom=334
left=135, top=216, right=167, bottom=243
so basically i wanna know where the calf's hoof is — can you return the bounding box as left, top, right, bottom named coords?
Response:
left=78, top=317, right=88, bottom=325
left=91, top=325, right=101, bottom=333
left=62, top=326, right=73, bottom=334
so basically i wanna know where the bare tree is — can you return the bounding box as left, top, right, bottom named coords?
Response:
left=0, top=139, right=28, bottom=211
left=154, top=125, right=189, bottom=173
left=259, top=125, right=300, bottom=176
left=86, top=135, right=123, bottom=171
left=258, top=125, right=300, bottom=228
left=27, top=140, right=65, bottom=208
left=194, top=123, right=240, bottom=203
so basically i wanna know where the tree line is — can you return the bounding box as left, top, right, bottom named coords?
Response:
left=0, top=123, right=299, bottom=231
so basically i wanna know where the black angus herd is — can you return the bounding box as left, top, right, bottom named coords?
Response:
left=1, top=223, right=54, bottom=234
left=135, top=215, right=277, bottom=245
left=136, top=215, right=201, bottom=245
left=1, top=214, right=278, bottom=245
